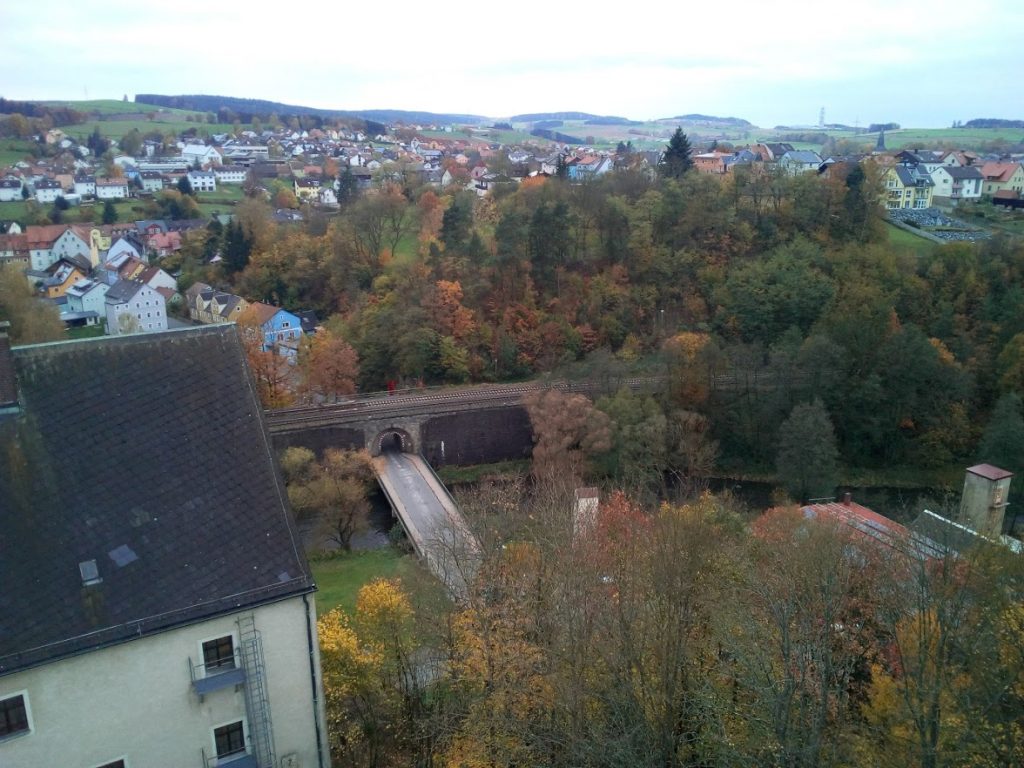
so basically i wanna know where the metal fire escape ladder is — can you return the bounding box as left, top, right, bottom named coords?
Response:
left=237, top=614, right=276, bottom=768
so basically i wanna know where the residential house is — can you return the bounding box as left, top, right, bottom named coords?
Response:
left=147, top=230, right=182, bottom=258
left=186, top=282, right=250, bottom=325
left=882, top=165, right=935, bottom=209
left=181, top=144, right=223, bottom=166
left=929, top=165, right=984, bottom=204
left=95, top=178, right=130, bottom=200
left=106, top=235, right=143, bottom=265
left=980, top=162, right=1024, bottom=197
left=24, top=224, right=76, bottom=271
left=0, top=233, right=29, bottom=267
left=51, top=226, right=92, bottom=262
left=294, top=177, right=321, bottom=202
left=752, top=142, right=795, bottom=162
left=0, top=325, right=330, bottom=768
left=137, top=264, right=178, bottom=293
left=215, top=165, right=248, bottom=184
left=240, top=302, right=303, bottom=357
left=73, top=174, right=96, bottom=197
left=104, top=279, right=167, bottom=335
left=64, top=277, right=110, bottom=319
left=39, top=257, right=89, bottom=299
left=692, top=151, right=730, bottom=175
left=318, top=187, right=338, bottom=207
left=139, top=171, right=165, bottom=192
left=0, top=178, right=23, bottom=202
left=188, top=170, right=217, bottom=192
left=779, top=150, right=824, bottom=175
left=34, top=178, right=63, bottom=204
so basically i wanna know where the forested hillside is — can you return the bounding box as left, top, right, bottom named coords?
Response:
left=173, top=161, right=1024, bottom=484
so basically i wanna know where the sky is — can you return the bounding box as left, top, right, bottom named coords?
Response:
left=4, top=0, right=1022, bottom=129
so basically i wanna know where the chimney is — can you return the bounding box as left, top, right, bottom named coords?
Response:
left=842, top=492, right=852, bottom=507
left=0, top=322, right=19, bottom=411
left=959, top=464, right=1013, bottom=538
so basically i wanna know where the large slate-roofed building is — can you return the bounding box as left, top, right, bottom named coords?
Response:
left=0, top=325, right=329, bottom=768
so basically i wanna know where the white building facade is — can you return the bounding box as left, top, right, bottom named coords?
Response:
left=0, top=596, right=328, bottom=768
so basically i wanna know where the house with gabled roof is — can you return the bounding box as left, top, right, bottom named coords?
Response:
left=0, top=325, right=330, bottom=768
left=882, top=164, right=935, bottom=209
left=104, top=278, right=167, bottom=335
left=779, top=149, right=824, bottom=175
left=980, top=162, right=1024, bottom=197
left=930, top=165, right=984, bottom=204
left=239, top=302, right=303, bottom=358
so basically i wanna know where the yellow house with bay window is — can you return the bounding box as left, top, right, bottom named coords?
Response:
left=883, top=165, right=934, bottom=210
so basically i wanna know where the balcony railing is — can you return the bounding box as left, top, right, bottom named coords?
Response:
left=202, top=748, right=258, bottom=768
left=189, top=653, right=246, bottom=697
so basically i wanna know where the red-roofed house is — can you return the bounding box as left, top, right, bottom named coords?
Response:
left=980, top=162, right=1024, bottom=196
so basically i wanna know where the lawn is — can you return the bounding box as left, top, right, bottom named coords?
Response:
left=62, top=118, right=238, bottom=141
left=886, top=222, right=936, bottom=256
left=310, top=549, right=418, bottom=615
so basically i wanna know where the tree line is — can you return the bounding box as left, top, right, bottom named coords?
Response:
left=162, top=150, right=1024, bottom=485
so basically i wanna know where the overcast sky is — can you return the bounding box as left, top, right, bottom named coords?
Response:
left=4, top=0, right=1022, bottom=128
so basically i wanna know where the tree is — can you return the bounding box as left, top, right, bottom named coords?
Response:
left=977, top=392, right=1024, bottom=476
left=659, top=127, right=694, bottom=179
left=101, top=200, right=118, bottom=224
left=119, top=128, right=143, bottom=157
left=776, top=399, right=839, bottom=501
left=298, top=329, right=360, bottom=402
left=281, top=447, right=376, bottom=550
left=176, top=174, right=194, bottom=196
left=524, top=388, right=612, bottom=485
left=0, top=265, right=65, bottom=344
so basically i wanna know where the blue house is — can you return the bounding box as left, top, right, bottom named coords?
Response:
left=243, top=302, right=304, bottom=358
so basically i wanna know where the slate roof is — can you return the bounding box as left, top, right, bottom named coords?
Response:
left=0, top=326, right=313, bottom=675
left=104, top=277, right=147, bottom=304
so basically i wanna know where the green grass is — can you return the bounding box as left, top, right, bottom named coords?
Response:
left=65, top=323, right=106, bottom=340
left=42, top=99, right=170, bottom=115
left=62, top=119, right=238, bottom=141
left=886, top=222, right=937, bottom=255
left=310, top=549, right=417, bottom=615
left=436, top=459, right=530, bottom=486
left=0, top=140, right=35, bottom=167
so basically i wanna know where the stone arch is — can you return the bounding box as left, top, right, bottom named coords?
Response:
left=372, top=427, right=414, bottom=456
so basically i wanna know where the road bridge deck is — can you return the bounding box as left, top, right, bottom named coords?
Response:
left=372, top=452, right=478, bottom=599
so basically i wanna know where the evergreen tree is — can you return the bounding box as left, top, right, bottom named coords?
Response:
left=101, top=200, right=118, bottom=224
left=176, top=175, right=194, bottom=196
left=978, top=393, right=1024, bottom=476
left=776, top=399, right=839, bottom=501
left=336, top=166, right=358, bottom=208
left=660, top=127, right=694, bottom=179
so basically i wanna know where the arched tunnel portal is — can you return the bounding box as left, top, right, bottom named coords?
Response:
left=372, top=427, right=415, bottom=456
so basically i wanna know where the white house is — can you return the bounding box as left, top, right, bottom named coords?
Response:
left=95, top=178, right=130, bottom=200
left=34, top=178, right=63, bottom=204
left=64, top=277, right=110, bottom=317
left=139, top=171, right=165, bottom=192
left=930, top=165, right=984, bottom=204
left=182, top=144, right=223, bottom=166
left=0, top=325, right=331, bottom=768
left=106, top=236, right=142, bottom=265
left=51, top=227, right=92, bottom=261
left=188, top=170, right=217, bottom=192
left=104, top=279, right=167, bottom=334
left=779, top=150, right=823, bottom=175
left=215, top=165, right=248, bottom=184
left=73, top=175, right=96, bottom=197
left=0, top=178, right=23, bottom=202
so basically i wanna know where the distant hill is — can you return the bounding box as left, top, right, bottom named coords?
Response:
left=134, top=94, right=490, bottom=126
left=963, top=118, right=1024, bottom=129
left=511, top=111, right=638, bottom=125
left=664, top=114, right=753, bottom=128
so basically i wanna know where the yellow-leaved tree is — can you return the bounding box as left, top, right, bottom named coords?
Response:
left=317, top=578, right=419, bottom=768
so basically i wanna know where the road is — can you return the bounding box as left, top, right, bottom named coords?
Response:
left=372, top=452, right=478, bottom=599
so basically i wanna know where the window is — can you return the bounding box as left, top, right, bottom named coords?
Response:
left=202, top=635, right=236, bottom=672
left=214, top=721, right=246, bottom=759
left=0, top=693, right=29, bottom=739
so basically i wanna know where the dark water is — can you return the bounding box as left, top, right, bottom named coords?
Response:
left=349, top=490, right=399, bottom=550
